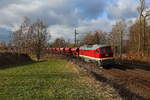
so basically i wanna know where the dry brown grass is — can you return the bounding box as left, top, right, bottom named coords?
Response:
left=117, top=51, right=150, bottom=63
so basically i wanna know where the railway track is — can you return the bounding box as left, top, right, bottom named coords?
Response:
left=69, top=58, right=150, bottom=100
left=102, top=68, right=150, bottom=91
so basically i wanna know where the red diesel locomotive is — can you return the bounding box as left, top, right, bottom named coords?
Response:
left=79, top=44, right=114, bottom=66
left=48, top=44, right=114, bottom=66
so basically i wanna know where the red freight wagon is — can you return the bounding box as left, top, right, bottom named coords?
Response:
left=52, top=48, right=55, bottom=52
left=60, top=48, right=65, bottom=54
left=46, top=48, right=49, bottom=51
left=62, top=48, right=65, bottom=55
left=54, top=48, right=57, bottom=53
left=64, top=48, right=72, bottom=56
left=56, top=48, right=60, bottom=53
left=49, top=48, right=52, bottom=51
left=70, top=48, right=79, bottom=57
left=79, top=44, right=114, bottom=66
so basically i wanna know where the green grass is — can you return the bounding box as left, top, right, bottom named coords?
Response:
left=0, top=58, right=106, bottom=100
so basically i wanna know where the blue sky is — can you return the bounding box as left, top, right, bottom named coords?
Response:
left=0, top=0, right=143, bottom=42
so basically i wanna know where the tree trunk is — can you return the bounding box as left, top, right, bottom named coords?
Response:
left=138, top=17, right=142, bottom=52
left=143, top=17, right=146, bottom=56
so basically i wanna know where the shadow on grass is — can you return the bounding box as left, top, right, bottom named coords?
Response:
left=0, top=60, right=47, bottom=70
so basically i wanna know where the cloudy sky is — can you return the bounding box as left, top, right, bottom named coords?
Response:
left=0, top=0, right=141, bottom=42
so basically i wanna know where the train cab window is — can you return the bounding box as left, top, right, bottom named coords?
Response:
left=100, top=48, right=105, bottom=53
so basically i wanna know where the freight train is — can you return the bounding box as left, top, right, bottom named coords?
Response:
left=47, top=44, right=114, bottom=66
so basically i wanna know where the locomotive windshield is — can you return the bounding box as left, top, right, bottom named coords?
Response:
left=100, top=48, right=105, bottom=53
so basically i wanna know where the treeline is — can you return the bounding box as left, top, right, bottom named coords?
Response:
left=50, top=17, right=150, bottom=56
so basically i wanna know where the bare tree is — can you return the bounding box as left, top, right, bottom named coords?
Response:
left=11, top=18, right=50, bottom=60
left=11, top=17, right=31, bottom=54
left=108, top=20, right=126, bottom=56
left=31, top=20, right=50, bottom=61
left=11, top=29, right=23, bottom=53
left=0, top=41, right=7, bottom=52
left=137, top=0, right=150, bottom=52
left=81, top=31, right=106, bottom=45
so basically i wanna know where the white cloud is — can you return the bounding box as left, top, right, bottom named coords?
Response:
left=106, top=0, right=138, bottom=19
left=48, top=25, right=74, bottom=41
left=0, top=0, right=139, bottom=42
left=48, top=17, right=116, bottom=41
left=77, top=17, right=115, bottom=33
left=0, top=0, right=43, bottom=29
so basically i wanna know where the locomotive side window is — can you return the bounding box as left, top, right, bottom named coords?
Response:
left=105, top=47, right=112, bottom=52
left=100, top=47, right=112, bottom=53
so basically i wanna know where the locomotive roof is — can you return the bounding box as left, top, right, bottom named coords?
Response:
left=80, top=44, right=110, bottom=50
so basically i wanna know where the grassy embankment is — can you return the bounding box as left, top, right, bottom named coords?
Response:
left=0, top=58, right=117, bottom=100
